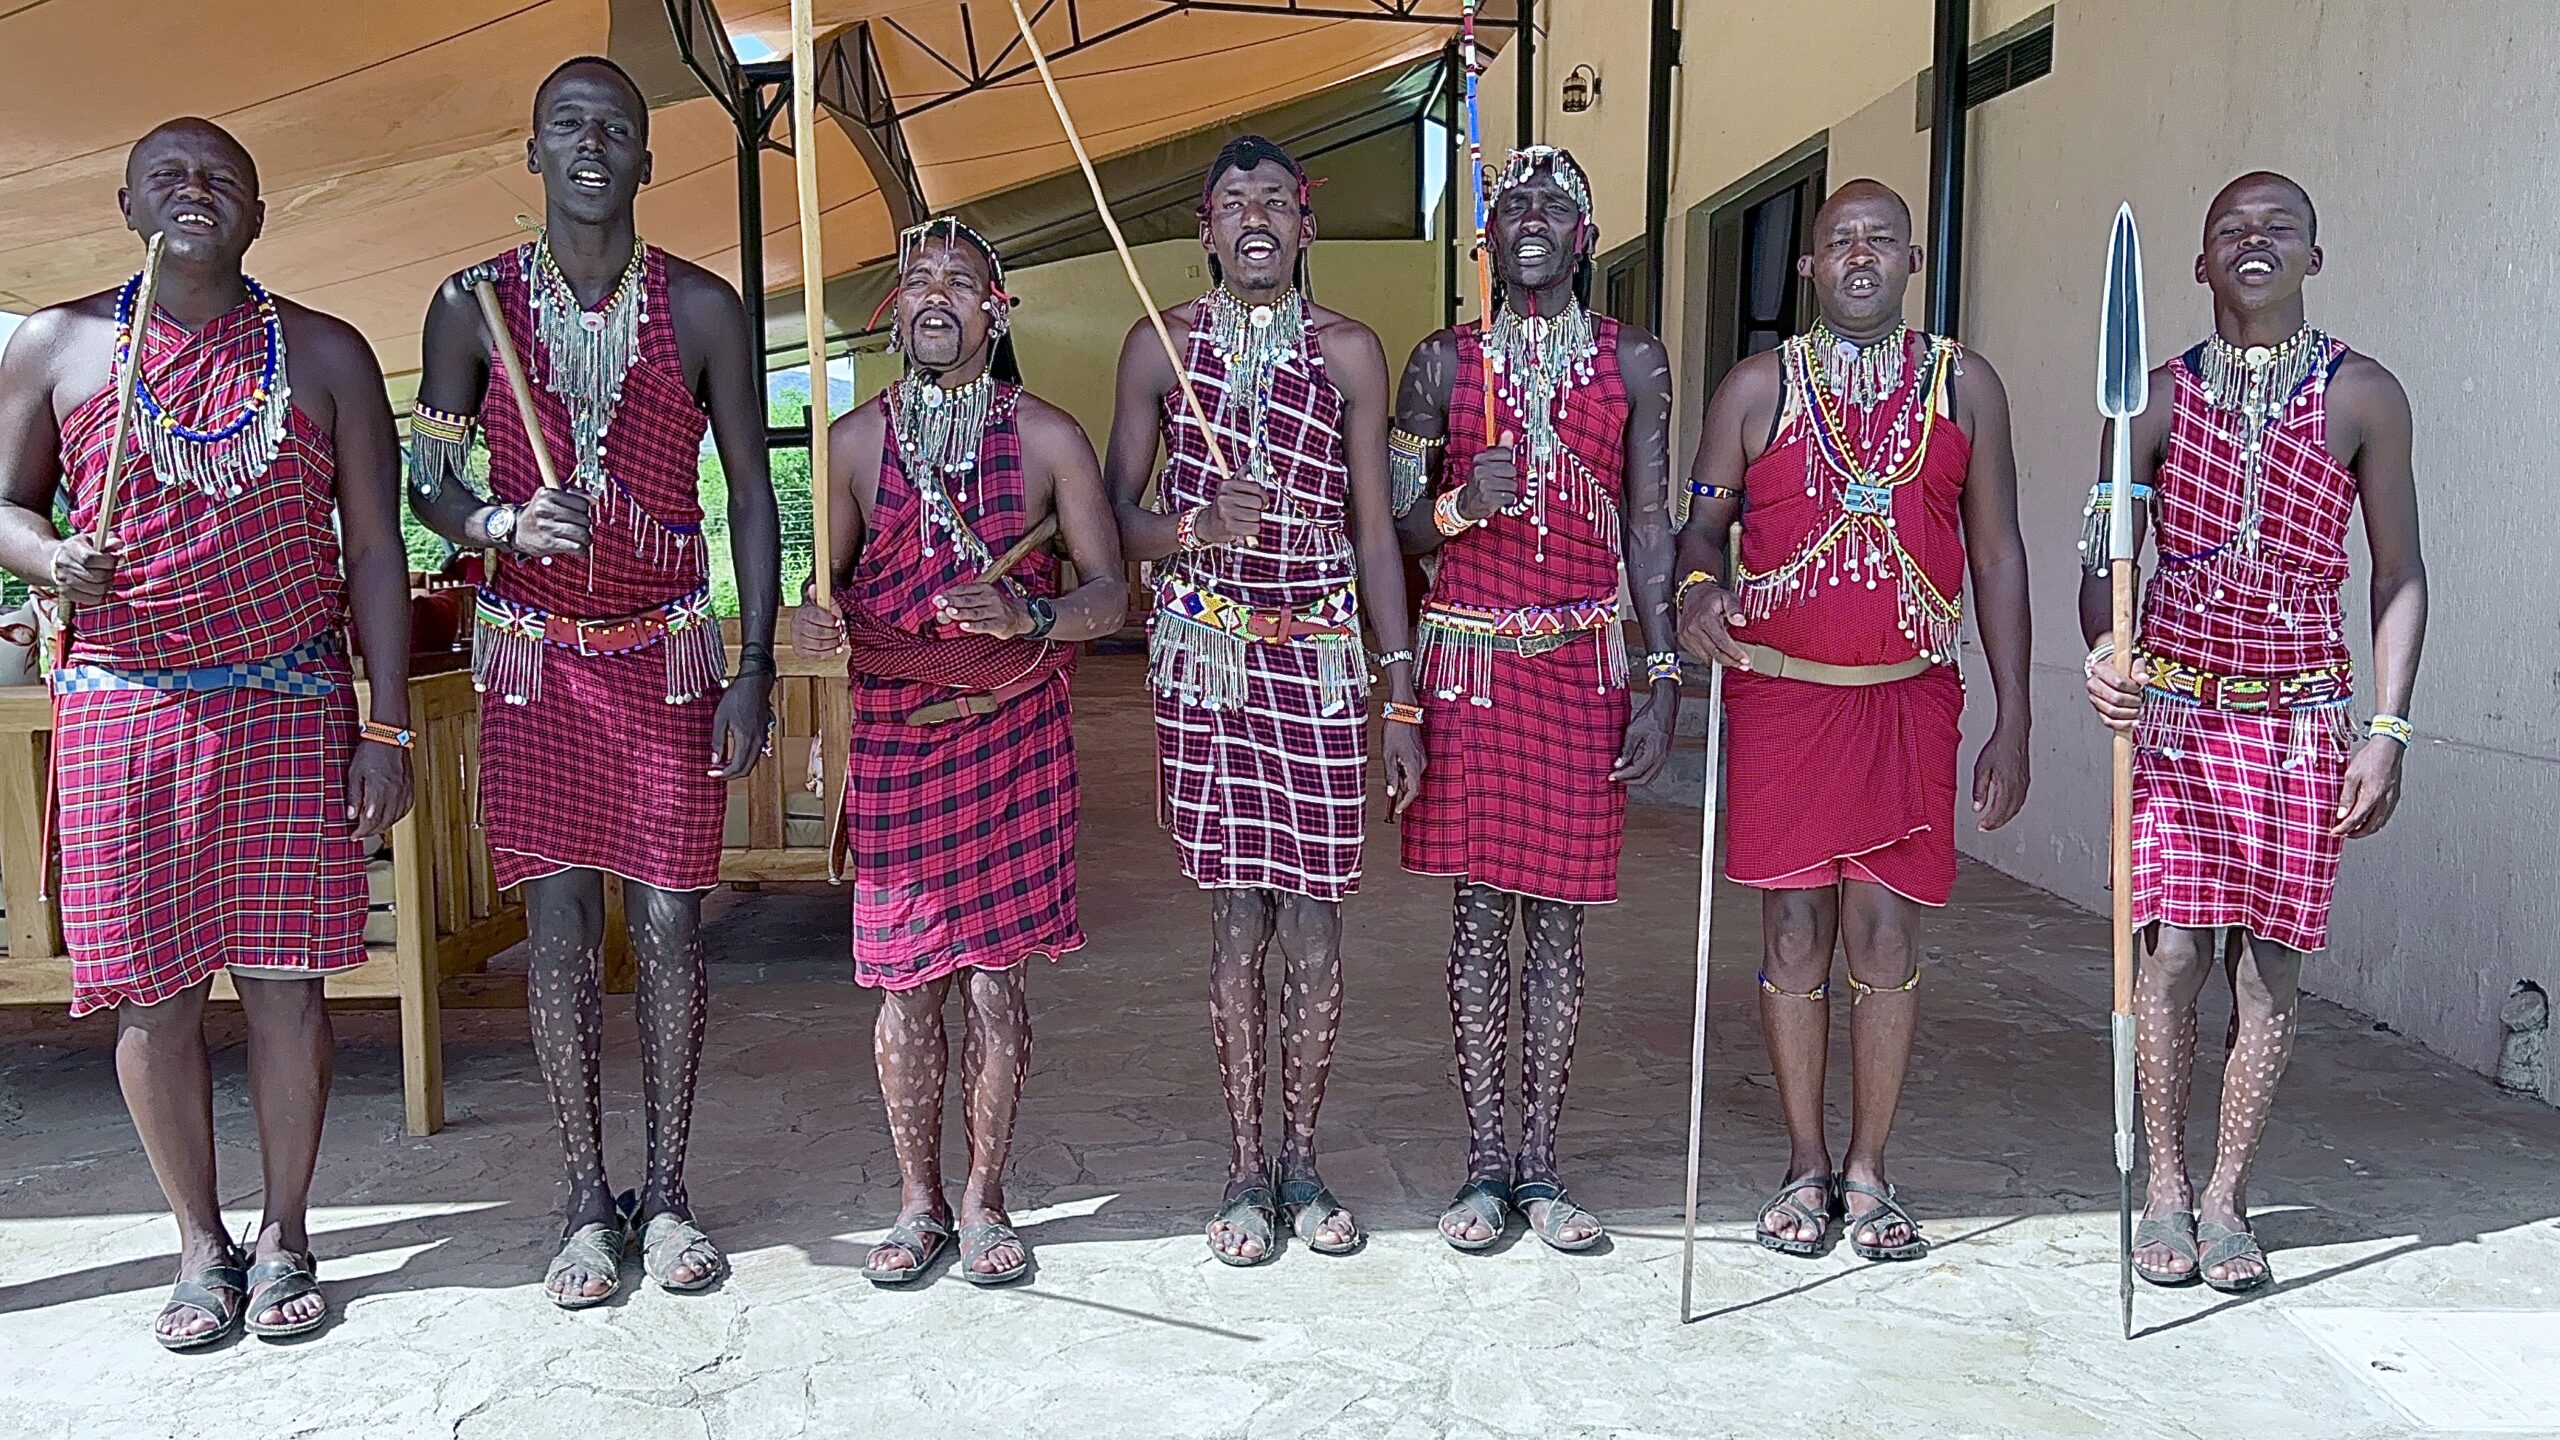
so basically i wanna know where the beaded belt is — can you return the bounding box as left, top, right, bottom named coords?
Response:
left=1419, top=597, right=1618, bottom=658
left=472, top=585, right=726, bottom=706
left=2138, top=653, right=2351, bottom=712
left=1149, top=574, right=1365, bottom=715
left=1154, top=574, right=1358, bottom=643
left=52, top=632, right=339, bottom=697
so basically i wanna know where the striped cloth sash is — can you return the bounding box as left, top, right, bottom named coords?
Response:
left=51, top=632, right=339, bottom=697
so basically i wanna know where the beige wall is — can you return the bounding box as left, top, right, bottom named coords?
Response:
left=1002, top=238, right=1445, bottom=449
left=1525, top=0, right=2559, bottom=1094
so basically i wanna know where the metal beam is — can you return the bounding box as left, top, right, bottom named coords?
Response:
left=1515, top=0, right=1534, bottom=149
left=663, top=0, right=754, bottom=121
left=1642, top=0, right=1674, bottom=333
left=813, top=22, right=931, bottom=229
left=1925, top=0, right=1969, bottom=336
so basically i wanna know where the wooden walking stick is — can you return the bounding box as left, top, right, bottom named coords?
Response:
left=791, top=0, right=837, bottom=613
left=56, top=232, right=165, bottom=649
left=1003, top=0, right=1236, bottom=485
left=472, top=282, right=562, bottom=492
left=1678, top=519, right=1743, bottom=1322
left=2096, top=202, right=2152, bottom=1341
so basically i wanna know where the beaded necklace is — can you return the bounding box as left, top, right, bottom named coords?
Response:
left=1810, top=318, right=1909, bottom=409
left=2194, top=323, right=2327, bottom=555
left=1734, top=326, right=1964, bottom=662
left=889, top=371, right=1001, bottom=566
left=117, top=272, right=290, bottom=501
left=527, top=233, right=648, bottom=496
left=1202, top=285, right=1312, bottom=548
left=1483, top=298, right=1606, bottom=561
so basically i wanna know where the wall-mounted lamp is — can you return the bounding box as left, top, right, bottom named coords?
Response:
left=1560, top=64, right=1601, bottom=114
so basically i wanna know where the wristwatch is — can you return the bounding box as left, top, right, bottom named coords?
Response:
left=482, top=502, right=520, bottom=549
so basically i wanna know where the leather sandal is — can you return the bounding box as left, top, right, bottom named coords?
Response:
left=1511, top=1178, right=1606, bottom=1253
left=1439, top=1177, right=1511, bottom=1253
left=2196, top=1218, right=2273, bottom=1294
left=2132, top=1210, right=2202, bottom=1287
left=1838, top=1178, right=1930, bottom=1262
left=1754, top=1174, right=1838, bottom=1258
left=544, top=1211, right=630, bottom=1310
left=1278, top=1176, right=1362, bottom=1257
left=636, top=1207, right=726, bottom=1293
left=862, top=1212, right=954, bottom=1286
left=957, top=1219, right=1033, bottom=1286
left=1207, top=1167, right=1279, bottom=1267
left=243, top=1251, right=327, bottom=1339
left=154, top=1246, right=248, bottom=1352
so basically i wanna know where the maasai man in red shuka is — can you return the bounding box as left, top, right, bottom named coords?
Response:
left=1677, top=179, right=2032, bottom=1265
left=0, top=119, right=414, bottom=1348
left=794, top=217, right=1127, bottom=1287
left=409, top=57, right=780, bottom=1308
left=2084, top=173, right=2425, bottom=1294
left=1388, top=147, right=1679, bottom=1255
left=1103, top=135, right=1424, bottom=1265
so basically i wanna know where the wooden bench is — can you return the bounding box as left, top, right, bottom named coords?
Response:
left=0, top=667, right=525, bottom=1137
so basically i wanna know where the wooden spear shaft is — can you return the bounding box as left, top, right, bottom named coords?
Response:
left=792, top=0, right=837, bottom=613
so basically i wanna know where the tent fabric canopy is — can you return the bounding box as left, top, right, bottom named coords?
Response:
left=0, top=0, right=1505, bottom=401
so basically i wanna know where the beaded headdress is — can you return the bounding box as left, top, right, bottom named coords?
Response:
left=1488, top=145, right=1595, bottom=221
left=872, top=214, right=1023, bottom=384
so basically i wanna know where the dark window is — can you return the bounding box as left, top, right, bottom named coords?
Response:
left=1600, top=241, right=1650, bottom=330
left=1704, top=149, right=1825, bottom=397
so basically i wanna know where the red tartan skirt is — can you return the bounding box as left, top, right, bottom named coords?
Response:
left=2132, top=709, right=2344, bottom=952
left=1155, top=648, right=1368, bottom=903
left=841, top=668, right=1082, bottom=991
left=1401, top=634, right=1629, bottom=903
left=1722, top=667, right=1963, bottom=908
left=56, top=661, right=368, bottom=1015
left=479, top=648, right=723, bottom=892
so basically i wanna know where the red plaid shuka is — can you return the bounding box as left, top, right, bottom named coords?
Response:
left=54, top=295, right=365, bottom=1014
left=1150, top=297, right=1369, bottom=902
left=1723, top=331, right=1972, bottom=906
left=1401, top=317, right=1631, bottom=903
left=472, top=244, right=725, bottom=892
left=2131, top=339, right=2358, bottom=951
left=835, top=385, right=1081, bottom=991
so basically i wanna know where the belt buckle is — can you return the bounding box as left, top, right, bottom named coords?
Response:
left=1242, top=611, right=1285, bottom=643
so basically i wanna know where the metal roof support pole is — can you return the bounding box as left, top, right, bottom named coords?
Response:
left=1515, top=0, right=1535, bottom=150
left=1643, top=0, right=1675, bottom=332
left=1925, top=0, right=1969, bottom=336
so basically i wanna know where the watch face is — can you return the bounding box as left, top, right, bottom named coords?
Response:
left=488, top=505, right=516, bottom=541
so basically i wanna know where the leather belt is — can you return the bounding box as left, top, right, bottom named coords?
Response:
left=903, top=662, right=1056, bottom=726
left=1739, top=643, right=1937, bottom=687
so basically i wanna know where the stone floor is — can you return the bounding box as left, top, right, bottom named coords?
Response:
left=5, top=661, right=2559, bottom=1440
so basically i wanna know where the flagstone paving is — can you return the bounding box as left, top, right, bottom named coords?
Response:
left=5, top=660, right=2557, bottom=1439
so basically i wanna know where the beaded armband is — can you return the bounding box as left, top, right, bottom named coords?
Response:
left=1433, top=487, right=1481, bottom=538
left=360, top=721, right=416, bottom=750
left=1644, top=651, right=1683, bottom=685
left=408, top=403, right=479, bottom=502
left=1389, top=428, right=1443, bottom=517
left=2077, top=480, right=2158, bottom=572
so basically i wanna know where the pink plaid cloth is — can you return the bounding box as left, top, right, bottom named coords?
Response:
left=53, top=300, right=365, bottom=1013
left=2130, top=340, right=2358, bottom=951
left=1150, top=296, right=1368, bottom=901
left=836, top=386, right=1081, bottom=991
left=1401, top=317, right=1631, bottom=903
left=472, top=244, right=724, bottom=892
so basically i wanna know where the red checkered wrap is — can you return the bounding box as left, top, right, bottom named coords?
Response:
left=2140, top=341, right=2356, bottom=677
left=1721, top=350, right=1972, bottom=902
left=53, top=309, right=364, bottom=1012
left=2130, top=340, right=2359, bottom=950
left=60, top=298, right=344, bottom=669
left=1401, top=320, right=1630, bottom=902
left=1152, top=298, right=1368, bottom=900
left=835, top=387, right=1081, bottom=990
left=472, top=244, right=722, bottom=891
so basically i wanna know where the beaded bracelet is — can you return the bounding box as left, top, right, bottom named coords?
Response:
left=1686, top=481, right=1741, bottom=502
left=2369, top=714, right=2415, bottom=746
left=1173, top=505, right=1212, bottom=551
left=1674, top=569, right=1719, bottom=609
left=1433, top=487, right=1480, bottom=538
left=2084, top=640, right=2115, bottom=679
left=1382, top=701, right=1426, bottom=726
left=360, top=721, right=415, bottom=750
left=1644, top=651, right=1684, bottom=684
left=1373, top=649, right=1415, bottom=671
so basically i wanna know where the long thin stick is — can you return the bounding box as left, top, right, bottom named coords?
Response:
left=1460, top=0, right=1497, bottom=446
left=1004, top=0, right=1233, bottom=483
left=792, top=0, right=838, bottom=612
left=977, top=514, right=1059, bottom=585
left=84, top=233, right=166, bottom=554
left=472, top=282, right=561, bottom=491
left=1678, top=520, right=1743, bottom=1322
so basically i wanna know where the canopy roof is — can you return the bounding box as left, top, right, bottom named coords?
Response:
left=0, top=0, right=1509, bottom=402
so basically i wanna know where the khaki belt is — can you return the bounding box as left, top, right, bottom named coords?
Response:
left=902, top=657, right=1057, bottom=725
left=1739, top=644, right=1936, bottom=687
